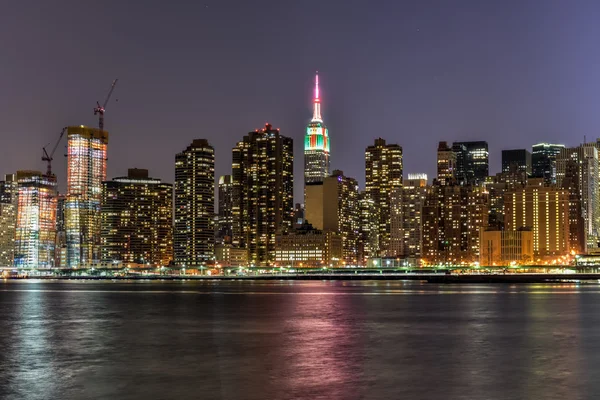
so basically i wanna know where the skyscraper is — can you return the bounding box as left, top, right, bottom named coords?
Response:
left=14, top=171, right=57, bottom=269
left=532, top=143, right=565, bottom=184
left=436, top=141, right=456, bottom=185
left=390, top=174, right=429, bottom=260
left=232, top=124, right=294, bottom=264
left=422, top=183, right=488, bottom=265
left=55, top=194, right=67, bottom=268
left=502, top=149, right=532, bottom=175
left=357, top=191, right=379, bottom=265
left=365, top=138, right=403, bottom=255
left=504, top=179, right=570, bottom=258
left=0, top=174, right=17, bottom=266
left=560, top=160, right=586, bottom=254
left=101, top=169, right=173, bottom=266
left=65, top=125, right=108, bottom=267
left=304, top=72, right=330, bottom=185
left=556, top=144, right=599, bottom=249
left=452, top=141, right=489, bottom=186
left=174, top=139, right=215, bottom=268
left=217, top=175, right=233, bottom=244
left=304, top=170, right=359, bottom=264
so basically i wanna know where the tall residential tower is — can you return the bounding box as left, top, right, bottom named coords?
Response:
left=365, top=138, right=403, bottom=255
left=0, top=174, right=17, bottom=266
left=14, top=171, right=57, bottom=268
left=174, top=139, right=215, bottom=268
left=232, top=124, right=294, bottom=264
left=101, top=169, right=173, bottom=266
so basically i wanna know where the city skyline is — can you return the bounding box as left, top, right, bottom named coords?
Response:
left=2, top=1, right=600, bottom=202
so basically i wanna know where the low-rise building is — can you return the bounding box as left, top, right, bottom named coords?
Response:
left=479, top=229, right=534, bottom=266
left=274, top=222, right=342, bottom=267
left=215, top=244, right=248, bottom=267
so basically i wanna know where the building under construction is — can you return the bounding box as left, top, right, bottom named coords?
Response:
left=65, top=125, right=108, bottom=267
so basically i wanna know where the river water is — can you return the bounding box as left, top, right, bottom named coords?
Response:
left=0, top=279, right=599, bottom=399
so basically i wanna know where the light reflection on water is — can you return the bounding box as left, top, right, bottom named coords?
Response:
left=0, top=280, right=599, bottom=400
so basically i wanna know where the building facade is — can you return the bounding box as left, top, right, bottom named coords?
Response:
left=0, top=174, right=17, bottom=266
left=232, top=124, right=294, bottom=264
left=101, top=169, right=173, bottom=266
left=483, top=169, right=528, bottom=230
left=436, top=141, right=456, bottom=185
left=174, top=139, right=215, bottom=267
left=560, top=160, right=586, bottom=254
left=217, top=175, right=233, bottom=244
left=452, top=141, right=489, bottom=186
left=65, top=125, right=108, bottom=267
left=304, top=170, right=359, bottom=264
left=365, top=138, right=403, bottom=255
left=274, top=222, right=342, bottom=268
left=390, top=174, right=429, bottom=259
left=304, top=73, right=330, bottom=185
left=502, top=149, right=532, bottom=176
left=532, top=143, right=565, bottom=184
left=556, top=144, right=599, bottom=249
left=357, top=191, right=379, bottom=265
left=422, top=184, right=488, bottom=265
left=14, top=171, right=57, bottom=268
left=504, top=179, right=570, bottom=258
left=479, top=229, right=534, bottom=265
left=215, top=244, right=248, bottom=268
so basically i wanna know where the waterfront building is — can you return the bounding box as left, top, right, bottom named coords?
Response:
left=217, top=175, right=233, bottom=244
left=560, top=159, right=586, bottom=254
left=14, top=171, right=57, bottom=268
left=452, top=141, right=489, bottom=186
left=214, top=244, right=248, bottom=268
left=304, top=72, right=330, bottom=185
left=65, top=125, right=108, bottom=267
left=389, top=174, right=428, bottom=260
left=357, top=191, right=379, bottom=265
left=531, top=143, right=565, bottom=184
left=502, top=149, right=532, bottom=176
left=232, top=123, right=294, bottom=264
left=436, top=142, right=456, bottom=185
left=421, top=183, right=488, bottom=265
left=274, top=222, right=342, bottom=268
left=101, top=169, right=173, bottom=266
left=479, top=229, right=534, bottom=265
left=174, top=139, right=215, bottom=267
left=365, top=138, right=403, bottom=255
left=556, top=144, right=599, bottom=249
left=504, top=179, right=570, bottom=258
left=0, top=174, right=17, bottom=266
left=55, top=195, right=67, bottom=268
left=231, top=138, right=249, bottom=248
left=304, top=170, right=359, bottom=264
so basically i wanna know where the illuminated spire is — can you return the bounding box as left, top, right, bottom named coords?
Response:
left=312, top=71, right=322, bottom=122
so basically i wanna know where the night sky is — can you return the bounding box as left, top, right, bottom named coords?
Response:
left=2, top=0, right=600, bottom=202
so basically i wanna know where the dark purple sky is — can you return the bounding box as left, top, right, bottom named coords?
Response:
left=2, top=0, right=600, bottom=201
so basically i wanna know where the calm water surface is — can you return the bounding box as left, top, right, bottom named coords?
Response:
left=1, top=279, right=599, bottom=400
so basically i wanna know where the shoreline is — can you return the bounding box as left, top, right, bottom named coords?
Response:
left=3, top=273, right=600, bottom=284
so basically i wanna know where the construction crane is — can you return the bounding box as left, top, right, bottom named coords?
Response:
left=93, top=79, right=118, bottom=132
left=42, top=127, right=67, bottom=177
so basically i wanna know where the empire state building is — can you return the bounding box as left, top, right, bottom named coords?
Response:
left=304, top=72, right=330, bottom=184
